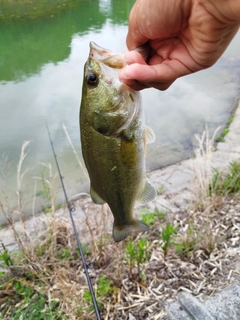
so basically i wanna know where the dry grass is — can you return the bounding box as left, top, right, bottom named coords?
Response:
left=191, top=126, right=221, bottom=210
left=1, top=194, right=240, bottom=319
left=0, top=129, right=240, bottom=319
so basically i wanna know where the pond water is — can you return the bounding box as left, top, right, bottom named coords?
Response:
left=0, top=0, right=240, bottom=224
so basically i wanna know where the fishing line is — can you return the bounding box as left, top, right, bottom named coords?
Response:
left=46, top=123, right=101, bottom=320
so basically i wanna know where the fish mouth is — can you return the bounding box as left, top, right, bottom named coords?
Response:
left=89, top=42, right=125, bottom=69
left=89, top=42, right=113, bottom=60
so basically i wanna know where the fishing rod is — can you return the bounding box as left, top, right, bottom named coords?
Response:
left=46, top=123, right=101, bottom=320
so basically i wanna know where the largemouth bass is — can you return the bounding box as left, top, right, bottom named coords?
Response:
left=80, top=42, right=156, bottom=242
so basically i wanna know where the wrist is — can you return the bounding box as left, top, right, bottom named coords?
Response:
left=201, top=0, right=240, bottom=24
left=200, top=0, right=240, bottom=24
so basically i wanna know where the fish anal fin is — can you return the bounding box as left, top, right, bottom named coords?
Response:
left=90, top=186, right=106, bottom=205
left=137, top=181, right=156, bottom=204
left=113, top=220, right=150, bottom=242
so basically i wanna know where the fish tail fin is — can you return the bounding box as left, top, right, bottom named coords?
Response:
left=113, top=220, right=150, bottom=243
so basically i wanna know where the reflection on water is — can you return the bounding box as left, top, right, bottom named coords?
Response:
left=0, top=0, right=240, bottom=224
left=0, top=0, right=130, bottom=82
left=145, top=59, right=240, bottom=169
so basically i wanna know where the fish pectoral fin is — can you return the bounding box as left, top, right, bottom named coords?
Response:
left=145, top=125, right=155, bottom=144
left=90, top=186, right=106, bottom=205
left=113, top=220, right=150, bottom=243
left=137, top=181, right=156, bottom=204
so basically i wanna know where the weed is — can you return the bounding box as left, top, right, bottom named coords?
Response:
left=35, top=241, right=50, bottom=257
left=172, top=219, right=198, bottom=256
left=0, top=246, right=14, bottom=267
left=7, top=280, right=65, bottom=319
left=0, top=271, right=5, bottom=277
left=84, top=275, right=114, bottom=311
left=81, top=243, right=91, bottom=256
left=125, top=237, right=151, bottom=281
left=157, top=184, right=165, bottom=195
left=215, top=128, right=229, bottom=143
left=227, top=114, right=234, bottom=125
left=172, top=213, right=222, bottom=257
left=56, top=247, right=72, bottom=261
left=97, top=275, right=113, bottom=299
left=222, top=128, right=229, bottom=136
left=222, top=161, right=240, bottom=194
left=210, top=168, right=221, bottom=195
left=160, top=222, right=178, bottom=257
left=140, top=208, right=165, bottom=227
left=210, top=161, right=240, bottom=195
left=140, top=211, right=156, bottom=227
left=215, top=136, right=225, bottom=142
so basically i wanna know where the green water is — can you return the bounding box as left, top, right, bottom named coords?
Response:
left=0, top=0, right=240, bottom=224
left=0, top=0, right=132, bottom=82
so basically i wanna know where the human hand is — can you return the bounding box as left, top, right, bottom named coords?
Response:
left=119, top=0, right=240, bottom=90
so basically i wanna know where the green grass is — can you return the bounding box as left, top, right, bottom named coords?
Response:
left=0, top=271, right=65, bottom=319
left=9, top=283, right=63, bottom=320
left=0, top=248, right=14, bottom=267
left=215, top=136, right=225, bottom=142
left=140, top=208, right=165, bottom=227
left=125, top=237, right=151, bottom=281
left=210, top=161, right=240, bottom=195
left=215, top=128, right=229, bottom=142
left=84, top=275, right=115, bottom=311
left=227, top=115, right=234, bottom=126
left=160, top=222, right=178, bottom=257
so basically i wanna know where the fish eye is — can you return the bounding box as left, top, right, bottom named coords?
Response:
left=86, top=73, right=98, bottom=85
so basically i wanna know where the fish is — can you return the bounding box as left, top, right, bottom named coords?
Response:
left=79, top=42, right=156, bottom=242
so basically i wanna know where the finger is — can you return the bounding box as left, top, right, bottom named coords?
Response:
left=119, top=52, right=148, bottom=87
left=121, top=79, right=174, bottom=91
left=120, top=60, right=191, bottom=84
left=124, top=51, right=147, bottom=65
left=126, top=30, right=148, bottom=51
left=142, top=80, right=175, bottom=91
left=121, top=79, right=148, bottom=91
left=119, top=73, right=174, bottom=91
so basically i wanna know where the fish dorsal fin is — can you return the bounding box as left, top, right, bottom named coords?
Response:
left=137, top=181, right=156, bottom=204
left=145, top=125, right=155, bottom=144
left=90, top=186, right=106, bottom=205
